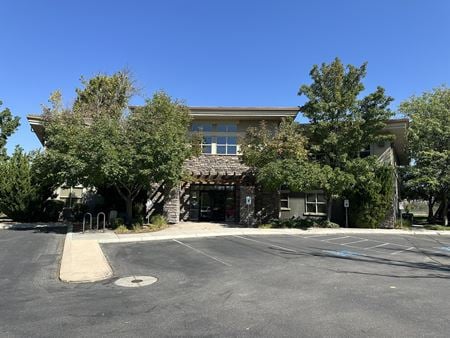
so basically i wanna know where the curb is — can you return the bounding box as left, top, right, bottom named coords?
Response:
left=97, top=228, right=450, bottom=244
left=59, top=229, right=113, bottom=283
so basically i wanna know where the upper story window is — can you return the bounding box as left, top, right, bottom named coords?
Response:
left=201, top=136, right=212, bottom=154
left=217, top=123, right=237, bottom=132
left=216, top=136, right=237, bottom=155
left=191, top=122, right=213, bottom=132
left=191, top=122, right=239, bottom=155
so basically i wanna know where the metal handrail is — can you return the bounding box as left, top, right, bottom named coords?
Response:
left=97, top=212, right=106, bottom=232
left=82, top=213, right=93, bottom=233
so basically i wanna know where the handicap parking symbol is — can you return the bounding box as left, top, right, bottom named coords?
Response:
left=323, top=250, right=363, bottom=257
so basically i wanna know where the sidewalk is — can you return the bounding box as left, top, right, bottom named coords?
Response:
left=61, top=221, right=450, bottom=283
left=73, top=222, right=450, bottom=244
left=60, top=233, right=112, bottom=283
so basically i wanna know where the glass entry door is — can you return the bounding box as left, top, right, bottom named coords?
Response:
left=190, top=185, right=236, bottom=222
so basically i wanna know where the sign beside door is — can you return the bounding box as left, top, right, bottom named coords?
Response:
left=246, top=196, right=252, bottom=205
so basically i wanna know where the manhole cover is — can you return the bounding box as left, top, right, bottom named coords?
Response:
left=115, top=276, right=157, bottom=288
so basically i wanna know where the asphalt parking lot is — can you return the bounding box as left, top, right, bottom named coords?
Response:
left=102, top=233, right=450, bottom=337
left=1, top=229, right=449, bottom=337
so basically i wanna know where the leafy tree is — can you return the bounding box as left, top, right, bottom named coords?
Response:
left=0, top=148, right=54, bottom=221
left=241, top=118, right=308, bottom=169
left=241, top=118, right=355, bottom=221
left=399, top=87, right=450, bottom=225
left=41, top=72, right=194, bottom=224
left=345, top=158, right=394, bottom=228
left=255, top=159, right=354, bottom=221
left=240, top=118, right=310, bottom=192
left=0, top=100, right=20, bottom=160
left=298, top=58, right=395, bottom=220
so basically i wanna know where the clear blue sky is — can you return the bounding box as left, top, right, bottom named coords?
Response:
left=1, top=0, right=449, bottom=153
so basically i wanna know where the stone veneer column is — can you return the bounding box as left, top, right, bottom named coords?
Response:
left=239, top=186, right=255, bottom=226
left=163, top=185, right=180, bottom=224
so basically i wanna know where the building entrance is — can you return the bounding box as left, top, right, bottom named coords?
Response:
left=189, top=184, right=237, bottom=222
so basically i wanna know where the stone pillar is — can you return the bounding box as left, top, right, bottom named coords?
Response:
left=239, top=186, right=255, bottom=226
left=380, top=202, right=396, bottom=228
left=163, top=185, right=180, bottom=224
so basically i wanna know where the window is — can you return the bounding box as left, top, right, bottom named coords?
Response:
left=191, top=122, right=212, bottom=132
left=191, top=122, right=239, bottom=155
left=201, top=136, right=212, bottom=154
left=216, top=136, right=237, bottom=155
left=217, top=123, right=237, bottom=132
left=305, top=192, right=327, bottom=214
left=280, top=192, right=290, bottom=209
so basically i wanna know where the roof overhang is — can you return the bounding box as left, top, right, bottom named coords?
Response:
left=27, top=115, right=45, bottom=146
left=188, top=106, right=299, bottom=120
left=384, top=118, right=409, bottom=165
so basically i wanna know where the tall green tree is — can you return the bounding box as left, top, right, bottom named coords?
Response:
left=399, top=87, right=450, bottom=225
left=298, top=58, right=395, bottom=220
left=241, top=118, right=316, bottom=201
left=42, top=72, right=194, bottom=224
left=0, top=100, right=20, bottom=160
left=241, top=118, right=308, bottom=169
left=0, top=148, right=54, bottom=221
left=299, top=58, right=394, bottom=168
left=241, top=118, right=355, bottom=221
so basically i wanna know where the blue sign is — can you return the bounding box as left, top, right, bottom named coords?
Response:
left=323, top=250, right=363, bottom=257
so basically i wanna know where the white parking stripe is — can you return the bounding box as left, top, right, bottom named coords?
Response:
left=323, top=236, right=350, bottom=241
left=391, top=247, right=415, bottom=255
left=172, top=239, right=232, bottom=267
left=365, top=243, right=390, bottom=250
left=349, top=236, right=411, bottom=248
left=341, top=239, right=368, bottom=245
left=232, top=235, right=298, bottom=253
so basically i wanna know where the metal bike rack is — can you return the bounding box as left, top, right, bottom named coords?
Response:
left=97, top=212, right=106, bottom=232
left=82, top=213, right=93, bottom=233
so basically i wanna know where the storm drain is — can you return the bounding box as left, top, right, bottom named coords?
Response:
left=115, top=276, right=158, bottom=288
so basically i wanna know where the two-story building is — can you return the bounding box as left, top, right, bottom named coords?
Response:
left=27, top=107, right=408, bottom=227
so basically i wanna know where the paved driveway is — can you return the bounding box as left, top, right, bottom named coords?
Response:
left=0, top=230, right=449, bottom=337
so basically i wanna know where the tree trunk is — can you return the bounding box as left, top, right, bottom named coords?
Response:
left=125, top=196, right=133, bottom=226
left=434, top=201, right=443, bottom=220
left=443, top=194, right=448, bottom=227
left=114, top=184, right=139, bottom=226
left=327, top=196, right=333, bottom=222
left=427, top=195, right=435, bottom=223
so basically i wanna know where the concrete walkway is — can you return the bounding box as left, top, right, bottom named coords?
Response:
left=60, top=233, right=112, bottom=283
left=4, top=221, right=444, bottom=283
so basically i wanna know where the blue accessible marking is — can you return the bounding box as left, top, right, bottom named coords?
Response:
left=323, top=250, right=364, bottom=257
left=438, top=246, right=450, bottom=252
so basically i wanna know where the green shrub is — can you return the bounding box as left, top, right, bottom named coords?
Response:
left=115, top=224, right=129, bottom=234
left=394, top=219, right=411, bottom=229
left=258, top=223, right=273, bottom=229
left=132, top=223, right=142, bottom=232
left=134, top=215, right=144, bottom=226
left=150, top=214, right=167, bottom=227
left=345, top=158, right=394, bottom=228
left=112, top=217, right=124, bottom=229
left=315, top=219, right=339, bottom=228
left=43, top=199, right=65, bottom=222
left=268, top=217, right=317, bottom=229
left=424, top=225, right=450, bottom=231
